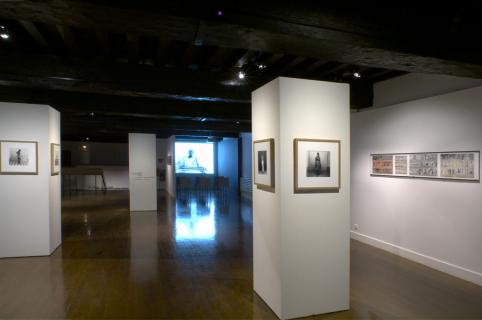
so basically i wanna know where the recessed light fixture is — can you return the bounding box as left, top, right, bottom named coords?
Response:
left=0, top=26, right=10, bottom=40
left=217, top=10, right=223, bottom=16
left=353, top=72, right=361, bottom=78
left=238, top=71, right=245, bottom=79
left=80, top=144, right=88, bottom=151
left=90, top=112, right=95, bottom=116
left=86, top=137, right=90, bottom=141
left=236, top=121, right=240, bottom=125
left=257, top=64, right=266, bottom=70
left=200, top=117, right=207, bottom=122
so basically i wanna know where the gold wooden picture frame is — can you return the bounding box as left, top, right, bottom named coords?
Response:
left=51, top=143, right=61, bottom=176
left=294, top=138, right=340, bottom=193
left=0, top=140, right=39, bottom=175
left=253, top=138, right=275, bottom=192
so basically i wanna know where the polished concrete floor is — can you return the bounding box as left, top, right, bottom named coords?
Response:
left=0, top=190, right=481, bottom=319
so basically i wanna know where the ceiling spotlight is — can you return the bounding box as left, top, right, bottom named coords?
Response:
left=200, top=117, right=207, bottom=122
left=90, top=112, right=95, bottom=116
left=86, top=137, right=90, bottom=141
left=0, top=26, right=10, bottom=40
left=217, top=10, right=223, bottom=16
left=238, top=71, right=245, bottom=79
left=353, top=72, right=361, bottom=78
left=80, top=145, right=88, bottom=151
left=236, top=121, right=240, bottom=125
left=257, top=64, right=266, bottom=70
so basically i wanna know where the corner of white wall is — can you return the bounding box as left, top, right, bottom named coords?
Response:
left=48, top=106, right=62, bottom=253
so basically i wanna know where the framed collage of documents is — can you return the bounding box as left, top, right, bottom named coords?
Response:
left=370, top=151, right=480, bottom=181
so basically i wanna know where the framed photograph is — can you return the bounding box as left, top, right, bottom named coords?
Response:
left=0, top=140, right=38, bottom=175
left=51, top=143, right=61, bottom=176
left=253, top=138, right=274, bottom=191
left=294, top=138, right=340, bottom=193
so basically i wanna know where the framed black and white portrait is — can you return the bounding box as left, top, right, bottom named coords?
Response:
left=51, top=143, right=61, bottom=176
left=294, top=138, right=340, bottom=193
left=253, top=138, right=274, bottom=191
left=0, top=140, right=38, bottom=175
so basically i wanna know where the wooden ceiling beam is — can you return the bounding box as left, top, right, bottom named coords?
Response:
left=95, top=29, right=110, bottom=57
left=19, top=20, right=51, bottom=52
left=314, top=63, right=350, bottom=79
left=0, top=52, right=253, bottom=102
left=62, top=116, right=250, bottom=133
left=56, top=24, right=79, bottom=54
left=126, top=33, right=139, bottom=63
left=0, top=86, right=251, bottom=120
left=296, top=60, right=327, bottom=77
left=1, top=2, right=480, bottom=77
left=276, top=56, right=306, bottom=75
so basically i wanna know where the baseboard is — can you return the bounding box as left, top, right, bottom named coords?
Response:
left=350, top=231, right=482, bottom=286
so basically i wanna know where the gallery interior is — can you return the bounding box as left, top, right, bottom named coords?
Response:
left=0, top=2, right=482, bottom=319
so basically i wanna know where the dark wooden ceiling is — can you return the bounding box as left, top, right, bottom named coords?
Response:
left=0, top=1, right=481, bottom=142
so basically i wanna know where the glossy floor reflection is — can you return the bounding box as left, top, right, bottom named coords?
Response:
left=0, top=190, right=481, bottom=319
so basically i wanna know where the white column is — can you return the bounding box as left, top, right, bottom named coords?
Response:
left=165, top=135, right=176, bottom=198
left=252, top=78, right=350, bottom=319
left=129, top=133, right=157, bottom=211
left=0, top=102, right=61, bottom=258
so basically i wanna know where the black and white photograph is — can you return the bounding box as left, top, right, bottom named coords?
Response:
left=0, top=140, right=38, bottom=175
left=51, top=143, right=61, bottom=176
left=9, top=147, right=29, bottom=166
left=294, top=139, right=340, bottom=193
left=257, top=150, right=267, bottom=175
left=253, top=139, right=274, bottom=191
left=306, top=151, right=330, bottom=177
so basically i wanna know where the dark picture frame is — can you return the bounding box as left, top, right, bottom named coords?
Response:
left=253, top=138, right=275, bottom=191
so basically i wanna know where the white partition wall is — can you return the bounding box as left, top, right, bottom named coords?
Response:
left=129, top=133, right=157, bottom=211
left=351, top=86, right=482, bottom=285
left=0, top=102, right=61, bottom=258
left=252, top=78, right=350, bottom=319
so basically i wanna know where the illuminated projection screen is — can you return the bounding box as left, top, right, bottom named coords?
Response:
left=175, top=142, right=214, bottom=174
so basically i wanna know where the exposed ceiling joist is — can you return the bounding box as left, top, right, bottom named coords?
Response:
left=1, top=2, right=481, bottom=77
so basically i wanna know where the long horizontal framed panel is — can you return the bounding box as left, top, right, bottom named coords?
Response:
left=370, top=151, right=480, bottom=181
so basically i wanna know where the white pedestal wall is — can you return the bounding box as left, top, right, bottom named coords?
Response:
left=0, top=102, right=61, bottom=258
left=129, top=133, right=157, bottom=211
left=253, top=78, right=350, bottom=319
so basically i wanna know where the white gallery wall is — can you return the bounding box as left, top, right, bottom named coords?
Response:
left=128, top=133, right=157, bottom=211
left=217, top=137, right=239, bottom=192
left=253, top=77, right=350, bottom=319
left=373, top=73, right=482, bottom=108
left=0, top=102, right=61, bottom=257
left=240, top=132, right=253, bottom=196
left=351, top=85, right=482, bottom=285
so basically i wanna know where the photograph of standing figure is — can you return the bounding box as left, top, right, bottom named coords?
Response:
left=9, top=148, right=29, bottom=166
left=306, top=151, right=330, bottom=177
left=258, top=150, right=267, bottom=174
